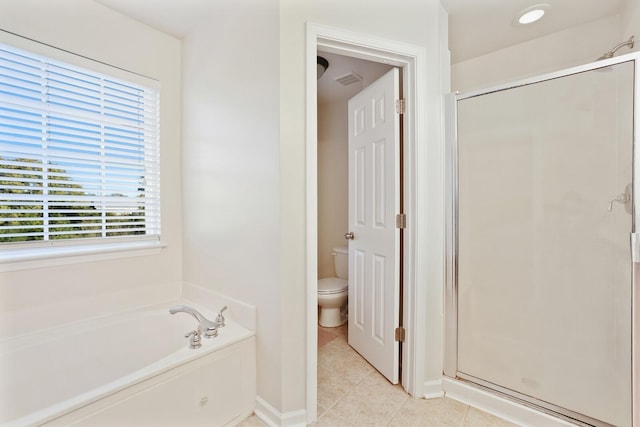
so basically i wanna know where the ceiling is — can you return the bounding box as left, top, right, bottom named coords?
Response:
left=442, top=0, right=629, bottom=63
left=317, top=52, right=393, bottom=105
left=95, top=0, right=631, bottom=103
left=95, top=0, right=630, bottom=63
left=94, top=0, right=216, bottom=39
left=96, top=0, right=638, bottom=63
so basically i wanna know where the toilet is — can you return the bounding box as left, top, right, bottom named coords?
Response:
left=318, top=246, right=349, bottom=327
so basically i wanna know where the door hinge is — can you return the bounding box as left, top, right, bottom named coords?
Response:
left=395, top=327, right=406, bottom=342
left=396, top=213, right=406, bottom=229
left=395, top=98, right=406, bottom=115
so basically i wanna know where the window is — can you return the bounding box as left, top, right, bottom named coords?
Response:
left=0, top=42, right=160, bottom=249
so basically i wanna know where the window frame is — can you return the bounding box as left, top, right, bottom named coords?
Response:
left=0, top=31, right=163, bottom=271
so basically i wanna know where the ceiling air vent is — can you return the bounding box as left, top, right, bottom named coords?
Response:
left=335, top=71, right=363, bottom=86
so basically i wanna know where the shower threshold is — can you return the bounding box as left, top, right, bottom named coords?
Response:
left=450, top=373, right=615, bottom=427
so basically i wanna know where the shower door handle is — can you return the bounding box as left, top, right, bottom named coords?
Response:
left=608, top=194, right=629, bottom=211
left=608, top=183, right=632, bottom=214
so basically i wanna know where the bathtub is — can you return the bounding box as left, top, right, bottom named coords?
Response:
left=0, top=301, right=256, bottom=426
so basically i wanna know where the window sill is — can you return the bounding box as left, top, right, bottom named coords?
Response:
left=0, top=241, right=168, bottom=273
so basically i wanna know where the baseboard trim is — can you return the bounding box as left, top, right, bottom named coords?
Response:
left=255, top=396, right=307, bottom=427
left=424, top=378, right=444, bottom=399
left=442, top=377, right=575, bottom=427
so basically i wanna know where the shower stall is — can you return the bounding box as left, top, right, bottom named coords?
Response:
left=445, top=52, right=638, bottom=427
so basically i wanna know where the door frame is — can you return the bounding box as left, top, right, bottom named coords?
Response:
left=305, top=22, right=434, bottom=422
left=444, top=51, right=640, bottom=427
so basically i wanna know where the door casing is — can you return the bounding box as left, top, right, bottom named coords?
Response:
left=305, top=22, right=435, bottom=423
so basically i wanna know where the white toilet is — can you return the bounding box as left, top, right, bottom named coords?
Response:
left=318, top=246, right=349, bottom=327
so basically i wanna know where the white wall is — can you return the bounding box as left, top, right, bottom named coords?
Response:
left=180, top=0, right=282, bottom=413
left=451, top=15, right=624, bottom=93
left=623, top=0, right=640, bottom=50
left=0, top=0, right=182, bottom=330
left=317, top=101, right=348, bottom=279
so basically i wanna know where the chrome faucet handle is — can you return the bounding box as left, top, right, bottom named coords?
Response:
left=185, top=329, right=202, bottom=349
left=216, top=306, right=228, bottom=328
left=202, top=324, right=218, bottom=338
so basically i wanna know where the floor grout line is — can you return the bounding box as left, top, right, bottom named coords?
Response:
left=318, top=324, right=411, bottom=427
left=240, top=323, right=520, bottom=426
left=460, top=403, right=471, bottom=427
left=384, top=393, right=411, bottom=426
left=316, top=325, right=516, bottom=427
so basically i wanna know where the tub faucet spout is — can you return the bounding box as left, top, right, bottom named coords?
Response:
left=169, top=305, right=218, bottom=338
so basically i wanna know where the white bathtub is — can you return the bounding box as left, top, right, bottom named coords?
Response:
left=0, top=301, right=256, bottom=426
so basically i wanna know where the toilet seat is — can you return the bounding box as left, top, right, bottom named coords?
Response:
left=318, top=277, right=348, bottom=295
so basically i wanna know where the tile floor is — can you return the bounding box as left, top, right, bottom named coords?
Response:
left=236, top=324, right=520, bottom=426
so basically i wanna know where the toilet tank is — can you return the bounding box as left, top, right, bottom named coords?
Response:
left=332, top=246, right=349, bottom=280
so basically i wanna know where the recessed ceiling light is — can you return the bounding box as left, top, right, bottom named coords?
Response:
left=519, top=9, right=544, bottom=24
left=516, top=4, right=549, bottom=25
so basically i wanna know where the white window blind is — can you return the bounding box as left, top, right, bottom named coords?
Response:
left=0, top=42, right=160, bottom=245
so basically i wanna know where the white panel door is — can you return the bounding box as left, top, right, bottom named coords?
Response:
left=347, top=68, right=400, bottom=384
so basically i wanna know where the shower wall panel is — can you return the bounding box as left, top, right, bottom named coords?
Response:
left=456, top=62, right=634, bottom=427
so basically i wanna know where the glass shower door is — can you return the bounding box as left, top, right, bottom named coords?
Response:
left=456, top=61, right=634, bottom=426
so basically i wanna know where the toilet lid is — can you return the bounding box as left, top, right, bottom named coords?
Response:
left=318, top=277, right=348, bottom=294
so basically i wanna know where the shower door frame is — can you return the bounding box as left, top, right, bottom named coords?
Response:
left=444, top=51, right=640, bottom=427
